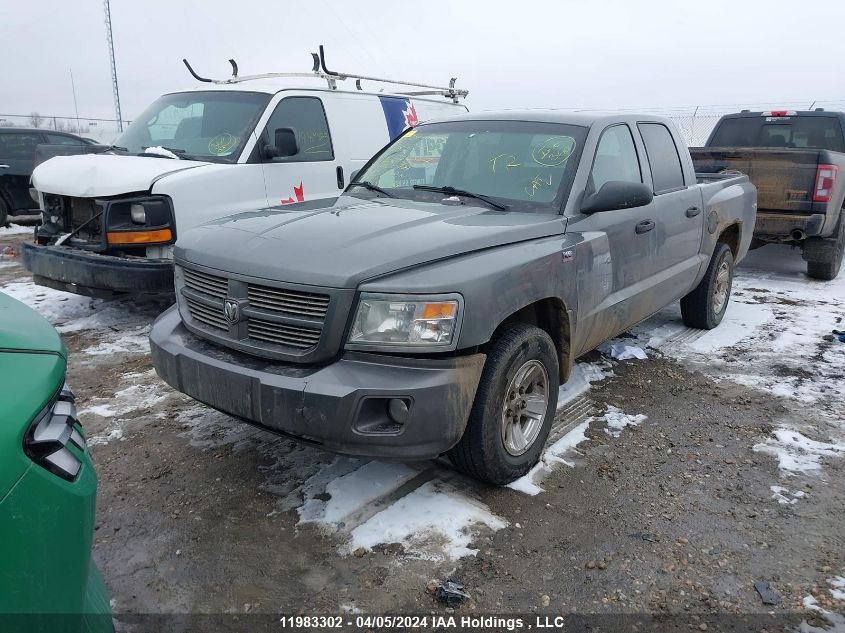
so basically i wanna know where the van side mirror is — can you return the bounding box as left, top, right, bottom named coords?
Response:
left=263, top=127, right=298, bottom=160
left=349, top=169, right=360, bottom=183
left=581, top=181, right=653, bottom=214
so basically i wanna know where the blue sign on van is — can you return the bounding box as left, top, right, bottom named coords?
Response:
left=379, top=96, right=419, bottom=140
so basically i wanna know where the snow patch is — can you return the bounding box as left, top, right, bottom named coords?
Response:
left=141, top=146, right=182, bottom=159
left=507, top=420, right=590, bottom=495
left=557, top=360, right=613, bottom=406
left=601, top=405, right=648, bottom=438
left=770, top=485, right=806, bottom=505
left=754, top=429, right=845, bottom=473
left=347, top=480, right=507, bottom=561
left=829, top=577, right=845, bottom=602
left=801, top=594, right=845, bottom=632
left=0, top=223, right=33, bottom=236
left=88, top=427, right=124, bottom=446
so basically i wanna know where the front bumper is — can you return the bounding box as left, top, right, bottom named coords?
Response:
left=22, top=241, right=173, bottom=297
left=150, top=305, right=486, bottom=460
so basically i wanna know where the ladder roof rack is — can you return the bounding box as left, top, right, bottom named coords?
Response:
left=182, top=45, right=468, bottom=103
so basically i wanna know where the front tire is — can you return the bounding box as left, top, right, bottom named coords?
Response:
left=448, top=323, right=559, bottom=485
left=680, top=242, right=734, bottom=329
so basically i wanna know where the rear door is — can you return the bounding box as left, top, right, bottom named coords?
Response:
left=637, top=122, right=704, bottom=298
left=259, top=95, right=341, bottom=206
left=0, top=130, right=43, bottom=211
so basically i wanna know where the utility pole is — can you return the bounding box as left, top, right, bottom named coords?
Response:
left=69, top=68, right=81, bottom=132
left=103, top=0, right=123, bottom=132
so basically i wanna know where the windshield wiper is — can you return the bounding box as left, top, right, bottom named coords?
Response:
left=348, top=180, right=394, bottom=198
left=105, top=144, right=128, bottom=152
left=412, top=185, right=508, bottom=211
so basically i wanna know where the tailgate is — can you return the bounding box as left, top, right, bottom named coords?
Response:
left=691, top=148, right=821, bottom=213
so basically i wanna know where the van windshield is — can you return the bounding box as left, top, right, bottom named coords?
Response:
left=350, top=120, right=587, bottom=212
left=115, top=91, right=271, bottom=162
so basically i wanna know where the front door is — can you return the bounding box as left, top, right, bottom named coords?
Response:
left=569, top=123, right=657, bottom=354
left=259, top=96, right=341, bottom=207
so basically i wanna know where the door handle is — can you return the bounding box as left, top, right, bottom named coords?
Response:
left=685, top=206, right=701, bottom=218
left=336, top=165, right=344, bottom=189
left=635, top=219, right=655, bottom=234
left=0, top=165, right=9, bottom=169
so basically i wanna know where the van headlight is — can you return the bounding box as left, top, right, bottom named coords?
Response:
left=346, top=293, right=461, bottom=351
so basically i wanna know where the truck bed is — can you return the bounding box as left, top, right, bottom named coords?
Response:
left=690, top=146, right=842, bottom=214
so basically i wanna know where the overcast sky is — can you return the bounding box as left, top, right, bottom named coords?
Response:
left=2, top=0, right=844, bottom=125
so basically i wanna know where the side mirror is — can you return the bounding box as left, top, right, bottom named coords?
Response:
left=275, top=127, right=298, bottom=156
left=349, top=169, right=360, bottom=183
left=581, top=181, right=653, bottom=214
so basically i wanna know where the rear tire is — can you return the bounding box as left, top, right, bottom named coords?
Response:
left=680, top=243, right=734, bottom=330
left=804, top=215, right=844, bottom=281
left=0, top=197, right=8, bottom=227
left=448, top=323, right=559, bottom=485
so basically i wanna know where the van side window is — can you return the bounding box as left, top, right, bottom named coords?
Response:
left=588, top=124, right=641, bottom=194
left=638, top=123, right=685, bottom=193
left=264, top=97, right=334, bottom=162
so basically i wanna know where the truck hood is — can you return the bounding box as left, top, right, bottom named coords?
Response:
left=32, top=154, right=210, bottom=197
left=0, top=292, right=65, bottom=356
left=175, top=196, right=568, bottom=288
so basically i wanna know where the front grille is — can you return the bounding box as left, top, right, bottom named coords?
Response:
left=184, top=268, right=228, bottom=298
left=178, top=264, right=338, bottom=360
left=67, top=197, right=102, bottom=241
left=185, top=295, right=228, bottom=330
left=247, top=283, right=330, bottom=318
left=247, top=318, right=322, bottom=348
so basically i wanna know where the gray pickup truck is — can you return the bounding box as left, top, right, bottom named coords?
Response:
left=691, top=109, right=845, bottom=280
left=150, top=111, right=756, bottom=484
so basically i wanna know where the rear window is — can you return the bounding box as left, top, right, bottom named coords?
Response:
left=0, top=132, right=41, bottom=159
left=708, top=116, right=845, bottom=152
left=638, top=123, right=685, bottom=193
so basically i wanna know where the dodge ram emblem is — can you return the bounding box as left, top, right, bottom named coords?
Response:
left=224, top=300, right=240, bottom=324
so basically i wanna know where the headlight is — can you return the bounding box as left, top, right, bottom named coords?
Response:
left=347, top=293, right=461, bottom=350
left=23, top=383, right=87, bottom=481
left=130, top=203, right=147, bottom=224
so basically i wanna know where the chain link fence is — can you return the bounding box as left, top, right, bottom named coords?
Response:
left=0, top=113, right=129, bottom=144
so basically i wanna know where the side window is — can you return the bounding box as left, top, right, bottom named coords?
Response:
left=589, top=124, right=641, bottom=194
left=45, top=134, right=85, bottom=146
left=0, top=133, right=42, bottom=159
left=263, top=97, right=333, bottom=162
left=638, top=123, right=685, bottom=193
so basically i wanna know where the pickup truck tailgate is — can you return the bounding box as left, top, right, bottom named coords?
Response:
left=690, top=148, right=822, bottom=213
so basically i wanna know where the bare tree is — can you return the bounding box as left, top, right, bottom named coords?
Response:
left=29, top=112, right=44, bottom=128
left=0, top=119, right=14, bottom=127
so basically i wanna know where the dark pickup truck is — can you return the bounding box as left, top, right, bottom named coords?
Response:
left=691, top=110, right=845, bottom=279
left=150, top=111, right=756, bottom=484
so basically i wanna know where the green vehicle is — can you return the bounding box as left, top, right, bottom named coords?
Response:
left=0, top=292, right=113, bottom=633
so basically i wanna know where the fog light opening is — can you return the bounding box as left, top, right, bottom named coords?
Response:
left=387, top=398, right=410, bottom=425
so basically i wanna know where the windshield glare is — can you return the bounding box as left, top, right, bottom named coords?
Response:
left=115, top=91, right=270, bottom=162
left=352, top=120, right=587, bottom=210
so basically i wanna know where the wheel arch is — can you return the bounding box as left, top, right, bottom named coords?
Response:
left=487, top=297, right=573, bottom=384
left=716, top=221, right=741, bottom=258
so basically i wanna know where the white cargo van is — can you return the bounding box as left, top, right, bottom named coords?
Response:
left=24, top=48, right=468, bottom=296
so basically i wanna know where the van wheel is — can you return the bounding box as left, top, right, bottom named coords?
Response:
left=804, top=215, right=844, bottom=281
left=0, top=197, right=8, bottom=227
left=680, top=243, right=734, bottom=329
left=448, top=323, right=558, bottom=485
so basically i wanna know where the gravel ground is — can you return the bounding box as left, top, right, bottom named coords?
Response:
left=2, top=228, right=843, bottom=632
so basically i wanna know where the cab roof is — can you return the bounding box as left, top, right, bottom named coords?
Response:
left=421, top=108, right=676, bottom=128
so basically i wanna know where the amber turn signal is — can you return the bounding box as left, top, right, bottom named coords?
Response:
left=106, top=228, right=173, bottom=245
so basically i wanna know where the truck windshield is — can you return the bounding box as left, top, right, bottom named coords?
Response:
left=115, top=91, right=271, bottom=162
left=708, top=115, right=845, bottom=152
left=350, top=120, right=588, bottom=211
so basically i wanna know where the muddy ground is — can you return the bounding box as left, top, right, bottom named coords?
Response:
left=2, top=227, right=843, bottom=632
